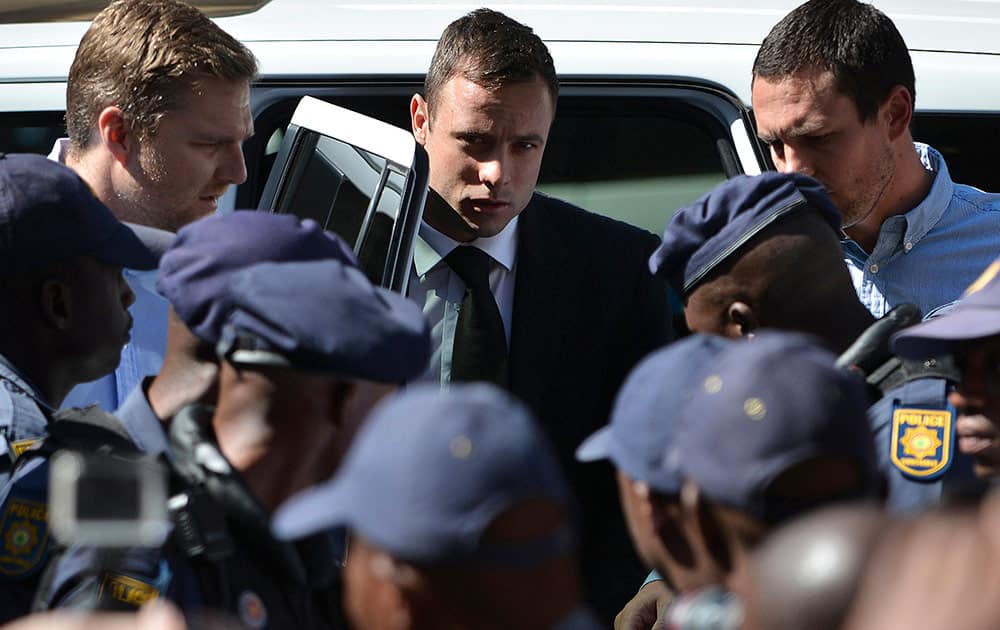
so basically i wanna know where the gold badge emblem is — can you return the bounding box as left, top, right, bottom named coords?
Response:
left=99, top=573, right=160, bottom=608
left=890, top=408, right=953, bottom=480
left=9, top=439, right=37, bottom=458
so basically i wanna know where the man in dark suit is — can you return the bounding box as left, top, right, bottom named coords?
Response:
left=407, top=8, right=672, bottom=622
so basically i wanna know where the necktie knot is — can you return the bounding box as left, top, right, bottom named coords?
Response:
left=445, top=246, right=493, bottom=290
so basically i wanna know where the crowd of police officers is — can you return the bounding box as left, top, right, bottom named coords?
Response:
left=0, top=0, right=999, bottom=629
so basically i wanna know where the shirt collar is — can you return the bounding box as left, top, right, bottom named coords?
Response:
left=900, top=142, right=955, bottom=247
left=414, top=215, right=519, bottom=277
left=47, top=138, right=69, bottom=164
left=0, top=353, right=53, bottom=411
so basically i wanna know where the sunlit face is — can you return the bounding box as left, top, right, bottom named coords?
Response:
left=122, top=76, right=252, bottom=232
left=950, top=335, right=1000, bottom=478
left=412, top=74, right=554, bottom=242
left=64, top=257, right=135, bottom=384
left=752, top=70, right=894, bottom=230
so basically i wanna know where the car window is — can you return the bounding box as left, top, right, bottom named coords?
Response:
left=246, top=83, right=746, bottom=240
left=912, top=113, right=1000, bottom=193
left=0, top=112, right=65, bottom=155
left=257, top=97, right=427, bottom=292
left=539, top=111, right=727, bottom=235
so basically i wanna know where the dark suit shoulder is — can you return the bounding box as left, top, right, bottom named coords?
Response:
left=526, top=192, right=660, bottom=254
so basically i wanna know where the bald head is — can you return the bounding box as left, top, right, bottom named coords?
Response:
left=742, top=504, right=885, bottom=630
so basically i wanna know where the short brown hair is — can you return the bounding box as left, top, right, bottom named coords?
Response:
left=424, top=8, right=558, bottom=118
left=66, top=0, right=258, bottom=149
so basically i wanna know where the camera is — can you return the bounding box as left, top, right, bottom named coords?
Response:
left=49, top=450, right=170, bottom=548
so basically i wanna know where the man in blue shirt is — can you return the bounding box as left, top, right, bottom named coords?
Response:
left=56, top=0, right=258, bottom=411
left=752, top=0, right=1000, bottom=319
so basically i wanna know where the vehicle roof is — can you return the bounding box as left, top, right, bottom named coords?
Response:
left=2, top=0, right=998, bottom=53
left=1, top=0, right=998, bottom=112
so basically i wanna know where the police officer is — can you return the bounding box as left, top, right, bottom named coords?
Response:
left=893, top=258, right=1000, bottom=479
left=40, top=256, right=429, bottom=629
left=0, top=154, right=155, bottom=483
left=0, top=211, right=363, bottom=623
left=579, top=332, right=879, bottom=617
left=273, top=384, right=603, bottom=630
left=619, top=172, right=973, bottom=628
left=649, top=172, right=975, bottom=512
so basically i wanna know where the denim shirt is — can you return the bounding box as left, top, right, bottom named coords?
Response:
left=842, top=143, right=1000, bottom=318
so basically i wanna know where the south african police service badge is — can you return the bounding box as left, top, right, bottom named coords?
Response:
left=0, top=498, right=49, bottom=577
left=890, top=406, right=954, bottom=481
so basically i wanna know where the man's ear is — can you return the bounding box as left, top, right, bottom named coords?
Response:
left=725, top=301, right=758, bottom=338
left=881, top=85, right=914, bottom=141
left=410, top=93, right=429, bottom=146
left=97, top=105, right=133, bottom=165
left=39, top=278, right=72, bottom=331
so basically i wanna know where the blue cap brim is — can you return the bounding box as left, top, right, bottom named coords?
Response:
left=272, top=480, right=355, bottom=541
left=892, top=306, right=1000, bottom=358
left=122, top=222, right=175, bottom=261
left=91, top=222, right=159, bottom=270
left=575, top=427, right=613, bottom=462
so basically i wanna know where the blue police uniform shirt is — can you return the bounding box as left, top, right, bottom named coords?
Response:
left=868, top=377, right=979, bottom=515
left=0, top=354, right=52, bottom=487
left=843, top=143, right=1000, bottom=318
left=49, top=139, right=169, bottom=413
left=0, top=382, right=169, bottom=622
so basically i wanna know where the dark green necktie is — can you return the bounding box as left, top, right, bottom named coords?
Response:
left=445, top=246, right=508, bottom=385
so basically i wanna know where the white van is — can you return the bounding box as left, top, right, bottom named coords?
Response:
left=0, top=0, right=998, bottom=287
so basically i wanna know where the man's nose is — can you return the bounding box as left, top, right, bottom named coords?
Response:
left=218, top=142, right=248, bottom=186
left=776, top=145, right=813, bottom=177
left=479, top=154, right=507, bottom=189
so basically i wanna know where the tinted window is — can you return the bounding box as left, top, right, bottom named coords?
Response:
left=248, top=87, right=733, bottom=237
left=0, top=112, right=65, bottom=155
left=540, top=113, right=726, bottom=235
left=272, top=130, right=409, bottom=284
left=912, top=113, right=1000, bottom=193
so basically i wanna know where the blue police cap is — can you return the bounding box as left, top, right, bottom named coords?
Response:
left=156, top=211, right=357, bottom=344
left=672, top=331, right=878, bottom=523
left=0, top=153, right=156, bottom=274
left=576, top=334, right=733, bottom=494
left=649, top=172, right=842, bottom=296
left=218, top=259, right=430, bottom=382
left=272, top=383, right=574, bottom=567
left=893, top=258, right=1000, bottom=358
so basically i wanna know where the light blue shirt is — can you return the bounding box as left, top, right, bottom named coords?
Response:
left=843, top=143, right=1000, bottom=318
left=409, top=217, right=518, bottom=384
